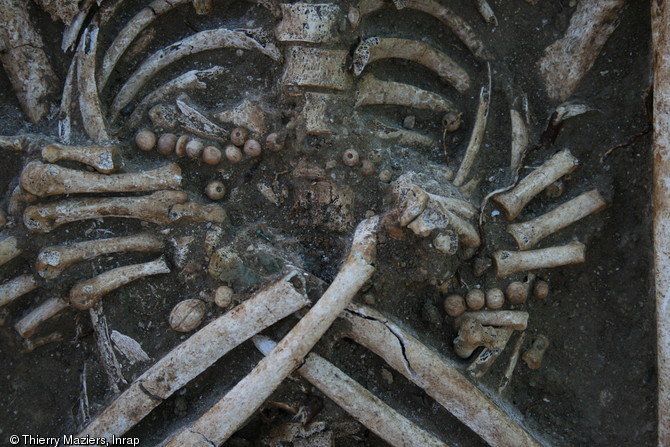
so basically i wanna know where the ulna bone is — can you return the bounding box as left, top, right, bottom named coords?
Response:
left=493, top=241, right=586, bottom=277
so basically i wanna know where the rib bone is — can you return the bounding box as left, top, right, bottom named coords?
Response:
left=36, top=233, right=163, bottom=280
left=507, top=189, right=606, bottom=250
left=493, top=149, right=579, bottom=220
left=453, top=85, right=491, bottom=186
left=23, top=190, right=188, bottom=233
left=510, top=109, right=529, bottom=171
left=78, top=25, right=110, bottom=142
left=163, top=217, right=379, bottom=446
left=69, top=257, right=170, bottom=310
left=356, top=74, right=456, bottom=113
left=21, top=162, right=182, bottom=198
left=0, top=274, right=38, bottom=308
left=14, top=297, right=69, bottom=338
left=77, top=272, right=310, bottom=440
left=0, top=236, right=22, bottom=267
left=42, top=144, right=122, bottom=174
left=493, top=242, right=586, bottom=277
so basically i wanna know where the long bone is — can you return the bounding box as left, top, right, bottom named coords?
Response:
left=169, top=202, right=227, bottom=223
left=14, top=297, right=69, bottom=339
left=20, top=161, right=182, bottom=198
left=493, top=149, right=579, bottom=220
left=76, top=272, right=310, bottom=440
left=356, top=74, right=457, bottom=113
left=253, top=336, right=448, bottom=447
left=352, top=37, right=470, bottom=93
left=163, top=217, right=379, bottom=446
left=0, top=236, right=22, bottom=267
left=342, top=304, right=542, bottom=447
left=473, top=0, right=497, bottom=26
left=23, top=190, right=188, bottom=233
left=453, top=84, right=491, bottom=186
left=69, top=257, right=170, bottom=310
left=36, top=233, right=164, bottom=280
left=507, top=189, right=606, bottom=250
left=455, top=310, right=529, bottom=330
left=42, top=144, right=122, bottom=174
left=510, top=109, right=529, bottom=171
left=0, top=274, right=38, bottom=308
left=78, top=25, right=110, bottom=143
left=110, top=29, right=281, bottom=120
left=493, top=241, right=586, bottom=277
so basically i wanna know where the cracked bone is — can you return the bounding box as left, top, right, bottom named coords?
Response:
left=356, top=74, right=457, bottom=113
left=455, top=310, right=529, bottom=331
left=23, top=190, right=187, bottom=233
left=507, top=189, right=606, bottom=250
left=214, top=99, right=269, bottom=135
left=0, top=135, right=26, bottom=151
left=78, top=25, right=110, bottom=143
left=110, top=28, right=281, bottom=120
left=36, top=233, right=163, bottom=280
left=342, top=304, right=542, bottom=447
left=522, top=334, right=550, bottom=370
left=499, top=332, right=527, bottom=393
left=169, top=202, right=227, bottom=223
left=538, top=0, right=626, bottom=101
left=492, top=149, right=579, bottom=220
left=77, top=272, right=310, bottom=440
left=281, top=46, right=352, bottom=91
left=352, top=37, right=470, bottom=93
left=69, top=257, right=170, bottom=310
left=466, top=327, right=513, bottom=378
left=275, top=3, right=342, bottom=43
left=254, top=336, right=448, bottom=447
left=0, top=0, right=59, bottom=122
left=90, top=302, right=126, bottom=393
left=163, top=217, right=378, bottom=446
left=14, top=297, right=69, bottom=339
left=493, top=241, right=586, bottom=277
left=453, top=85, right=491, bottom=186
left=0, top=274, right=38, bottom=308
left=20, top=162, right=182, bottom=198
left=510, top=109, right=529, bottom=171
left=0, top=236, right=22, bottom=267
left=42, top=144, right=122, bottom=174
left=61, top=0, right=94, bottom=51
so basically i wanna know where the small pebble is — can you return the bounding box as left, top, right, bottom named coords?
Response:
left=202, top=146, right=222, bottom=165
left=363, top=293, right=376, bottom=305
left=230, top=127, right=248, bottom=146
left=465, top=289, right=485, bottom=310
left=157, top=133, right=177, bottom=155
left=444, top=294, right=466, bottom=317
left=243, top=139, right=262, bottom=157
left=169, top=299, right=206, bottom=332
left=266, top=132, right=284, bottom=152
left=225, top=144, right=243, bottom=163
left=135, top=130, right=156, bottom=151
left=205, top=181, right=226, bottom=200
left=214, top=286, right=234, bottom=308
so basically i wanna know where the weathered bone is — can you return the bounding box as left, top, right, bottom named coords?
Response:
left=493, top=149, right=579, bottom=220
left=453, top=85, right=490, bottom=186
left=507, top=189, right=606, bottom=250
left=493, top=242, right=586, bottom=277
left=0, top=0, right=58, bottom=122
left=36, top=233, right=163, bottom=280
left=169, top=202, right=227, bottom=223
left=342, top=304, right=542, bottom=447
left=281, top=46, right=352, bottom=91
left=353, top=37, right=470, bottom=93
left=474, top=0, right=497, bottom=26
left=254, top=336, right=448, bottom=447
left=76, top=272, right=310, bottom=440
left=90, top=302, right=126, bottom=393
left=176, top=96, right=227, bottom=140
left=78, top=25, right=110, bottom=143
left=42, top=144, right=122, bottom=174
left=58, top=46, right=77, bottom=143
left=21, top=162, right=182, bottom=198
left=466, top=328, right=513, bottom=378
left=0, top=236, right=22, bottom=267
left=110, top=29, right=281, bottom=120
left=21, top=332, right=63, bottom=353
left=15, top=297, right=69, bottom=339
left=214, top=99, right=268, bottom=135
left=454, top=318, right=512, bottom=358
left=275, top=3, right=341, bottom=43
left=23, top=190, right=187, bottom=233
left=356, top=74, right=456, bottom=113
left=0, top=135, right=26, bottom=151
left=163, top=217, right=378, bottom=446
left=522, top=335, right=550, bottom=370
left=69, top=257, right=170, bottom=310
left=498, top=332, right=526, bottom=393
left=510, top=109, right=529, bottom=171
left=538, top=0, right=626, bottom=101
left=61, top=0, right=94, bottom=51
left=0, top=274, right=38, bottom=308
left=455, top=310, right=529, bottom=330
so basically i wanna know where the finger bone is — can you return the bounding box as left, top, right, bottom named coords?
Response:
left=493, top=242, right=586, bottom=277
left=14, top=297, right=69, bottom=338
left=0, top=274, right=38, bottom=308
left=42, top=144, right=122, bottom=174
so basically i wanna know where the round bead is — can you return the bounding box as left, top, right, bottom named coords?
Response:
left=361, top=159, right=375, bottom=176
left=444, top=294, right=466, bottom=317
left=135, top=130, right=156, bottom=151
left=485, top=288, right=505, bottom=309
left=379, top=169, right=392, bottom=183
left=175, top=135, right=189, bottom=157
left=230, top=127, right=248, bottom=146
left=533, top=280, right=550, bottom=299
left=157, top=133, right=177, bottom=155
left=465, top=289, right=486, bottom=310
left=506, top=281, right=528, bottom=305
left=185, top=139, right=204, bottom=158
left=205, top=181, right=226, bottom=200
left=202, top=146, right=222, bottom=165
left=225, top=144, right=243, bottom=163
left=243, top=139, right=262, bottom=157
left=342, top=149, right=360, bottom=167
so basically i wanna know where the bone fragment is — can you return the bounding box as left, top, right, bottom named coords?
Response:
left=0, top=236, right=21, bottom=267
left=453, top=85, right=491, bottom=186
left=499, top=332, right=526, bottom=393
left=353, top=37, right=470, bottom=93
left=90, top=303, right=126, bottom=393
left=455, top=311, right=529, bottom=330
left=14, top=297, right=69, bottom=339
left=0, top=274, right=38, bottom=308
left=23, top=190, right=187, bottom=233
left=77, top=272, right=310, bottom=439
left=78, top=26, right=110, bottom=143
left=110, top=29, right=281, bottom=120
left=0, top=0, right=58, bottom=122
left=493, top=242, right=586, bottom=277
left=466, top=327, right=513, bottom=378
left=254, top=336, right=448, bottom=447
left=507, top=189, right=606, bottom=250
left=356, top=74, right=456, bottom=113
left=0, top=135, right=26, bottom=151
left=163, top=217, right=378, bottom=446
left=454, top=318, right=512, bottom=358
left=493, top=149, right=579, bottom=220
left=281, top=46, right=352, bottom=91
left=275, top=3, right=342, bottom=43
left=522, top=334, right=549, bottom=370
left=69, top=257, right=170, bottom=310
left=399, top=187, right=428, bottom=227
left=176, top=96, right=227, bottom=140
left=342, top=304, right=542, bottom=447
left=169, top=202, right=227, bottom=223
left=58, top=48, right=77, bottom=143
left=538, top=0, right=626, bottom=101
left=192, top=0, right=212, bottom=14
left=110, top=330, right=150, bottom=364
left=21, top=162, right=182, bottom=198
left=36, top=233, right=163, bottom=280
left=42, top=144, right=122, bottom=174
left=34, top=0, right=80, bottom=24
left=21, top=332, right=63, bottom=353
left=510, top=109, right=529, bottom=171
left=474, top=0, right=497, bottom=26
left=214, top=99, right=268, bottom=135
left=61, top=0, right=95, bottom=51
left=127, top=67, right=226, bottom=129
